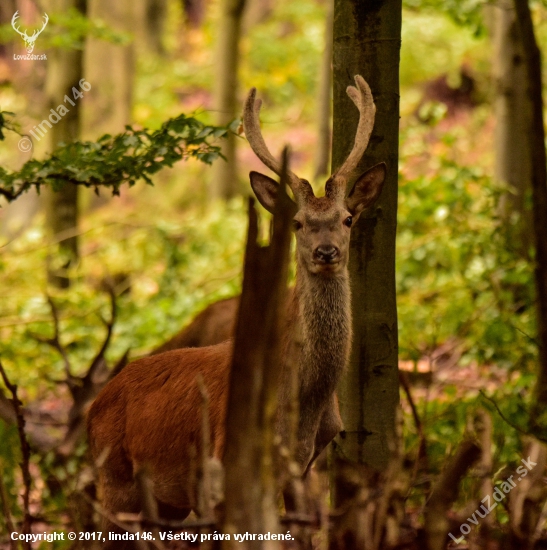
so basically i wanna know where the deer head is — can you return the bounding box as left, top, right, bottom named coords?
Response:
left=12, top=11, right=49, bottom=54
left=243, top=75, right=386, bottom=276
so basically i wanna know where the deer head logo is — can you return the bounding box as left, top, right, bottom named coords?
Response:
left=11, top=11, right=49, bottom=54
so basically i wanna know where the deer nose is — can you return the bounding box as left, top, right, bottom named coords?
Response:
left=314, top=245, right=339, bottom=263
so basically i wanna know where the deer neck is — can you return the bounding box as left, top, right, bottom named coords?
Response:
left=290, top=259, right=352, bottom=400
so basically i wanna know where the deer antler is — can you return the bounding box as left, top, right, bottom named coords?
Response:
left=243, top=88, right=314, bottom=204
left=326, top=75, right=376, bottom=201
left=32, top=13, right=49, bottom=38
left=11, top=11, right=27, bottom=38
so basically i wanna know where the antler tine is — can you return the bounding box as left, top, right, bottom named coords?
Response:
left=30, top=13, right=48, bottom=38
left=327, top=75, right=376, bottom=200
left=40, top=13, right=49, bottom=31
left=11, top=12, right=26, bottom=37
left=243, top=88, right=313, bottom=204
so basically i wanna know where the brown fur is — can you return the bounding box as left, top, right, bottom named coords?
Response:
left=88, top=142, right=385, bottom=538
left=88, top=342, right=232, bottom=519
left=150, top=297, right=239, bottom=354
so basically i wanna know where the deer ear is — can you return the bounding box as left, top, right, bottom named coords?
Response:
left=346, top=163, right=386, bottom=216
left=249, top=171, right=286, bottom=213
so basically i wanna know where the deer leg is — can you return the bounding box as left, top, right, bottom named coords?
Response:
left=100, top=476, right=140, bottom=550
left=303, top=394, right=342, bottom=477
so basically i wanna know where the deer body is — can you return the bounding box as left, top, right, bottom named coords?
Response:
left=88, top=268, right=349, bottom=516
left=88, top=76, right=385, bottom=531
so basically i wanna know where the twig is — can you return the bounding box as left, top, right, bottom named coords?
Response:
left=196, top=374, right=212, bottom=519
left=79, top=492, right=166, bottom=550
left=0, top=360, right=32, bottom=550
left=478, top=390, right=547, bottom=441
left=135, top=469, right=165, bottom=550
left=32, top=296, right=74, bottom=391
left=532, top=494, right=547, bottom=543
left=399, top=371, right=429, bottom=490
left=423, top=439, right=481, bottom=550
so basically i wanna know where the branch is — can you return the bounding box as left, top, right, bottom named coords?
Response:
left=33, top=296, right=74, bottom=389
left=0, top=114, right=228, bottom=203
left=423, top=439, right=481, bottom=550
left=0, top=360, right=32, bottom=549
left=478, top=390, right=547, bottom=442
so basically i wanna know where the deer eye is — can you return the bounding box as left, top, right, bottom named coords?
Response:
left=293, top=220, right=302, bottom=231
left=344, top=216, right=353, bottom=228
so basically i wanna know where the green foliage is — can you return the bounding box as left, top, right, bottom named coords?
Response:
left=0, top=114, right=227, bottom=202
left=0, top=198, right=246, bottom=386
left=398, top=116, right=538, bottom=510
left=398, top=123, right=536, bottom=372
left=0, top=111, right=17, bottom=142
left=403, top=0, right=487, bottom=34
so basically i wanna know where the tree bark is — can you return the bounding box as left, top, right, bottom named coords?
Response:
left=313, top=0, right=334, bottom=181
left=222, top=154, right=293, bottom=549
left=491, top=0, right=533, bottom=253
left=512, top=0, right=547, bottom=420
left=210, top=0, right=247, bottom=200
left=44, top=0, right=86, bottom=288
left=332, top=0, right=401, bottom=470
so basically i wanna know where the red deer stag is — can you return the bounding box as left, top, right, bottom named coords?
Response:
left=87, top=75, right=386, bottom=530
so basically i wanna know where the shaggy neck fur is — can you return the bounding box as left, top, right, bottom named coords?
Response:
left=293, top=257, right=352, bottom=407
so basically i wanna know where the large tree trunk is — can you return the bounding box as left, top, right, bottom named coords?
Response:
left=332, top=0, right=401, bottom=470
left=512, top=0, right=547, bottom=421
left=491, top=0, right=533, bottom=253
left=44, top=0, right=86, bottom=288
left=210, top=0, right=247, bottom=200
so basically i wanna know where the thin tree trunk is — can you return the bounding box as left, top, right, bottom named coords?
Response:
left=331, top=0, right=401, bottom=470
left=211, top=0, right=247, bottom=200
left=492, top=0, right=533, bottom=253
left=44, top=0, right=86, bottom=288
left=313, top=0, right=334, bottom=181
left=243, top=0, right=272, bottom=31
left=82, top=0, right=135, bottom=140
left=135, top=0, right=167, bottom=55
left=182, top=0, right=205, bottom=26
left=512, top=0, right=547, bottom=420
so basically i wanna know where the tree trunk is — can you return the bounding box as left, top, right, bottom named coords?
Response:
left=243, top=0, right=272, bottom=31
left=222, top=158, right=293, bottom=549
left=332, top=0, right=401, bottom=470
left=81, top=0, right=135, bottom=140
left=512, top=0, right=547, bottom=421
left=491, top=0, right=533, bottom=253
left=182, top=0, right=205, bottom=27
left=210, top=0, right=247, bottom=200
left=134, top=0, right=167, bottom=55
left=44, top=0, right=86, bottom=288
left=313, top=0, right=334, bottom=181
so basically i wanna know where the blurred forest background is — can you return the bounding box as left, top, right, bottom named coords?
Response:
left=1, top=0, right=547, bottom=548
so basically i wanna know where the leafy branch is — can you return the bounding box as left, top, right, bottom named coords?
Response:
left=0, top=113, right=228, bottom=203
